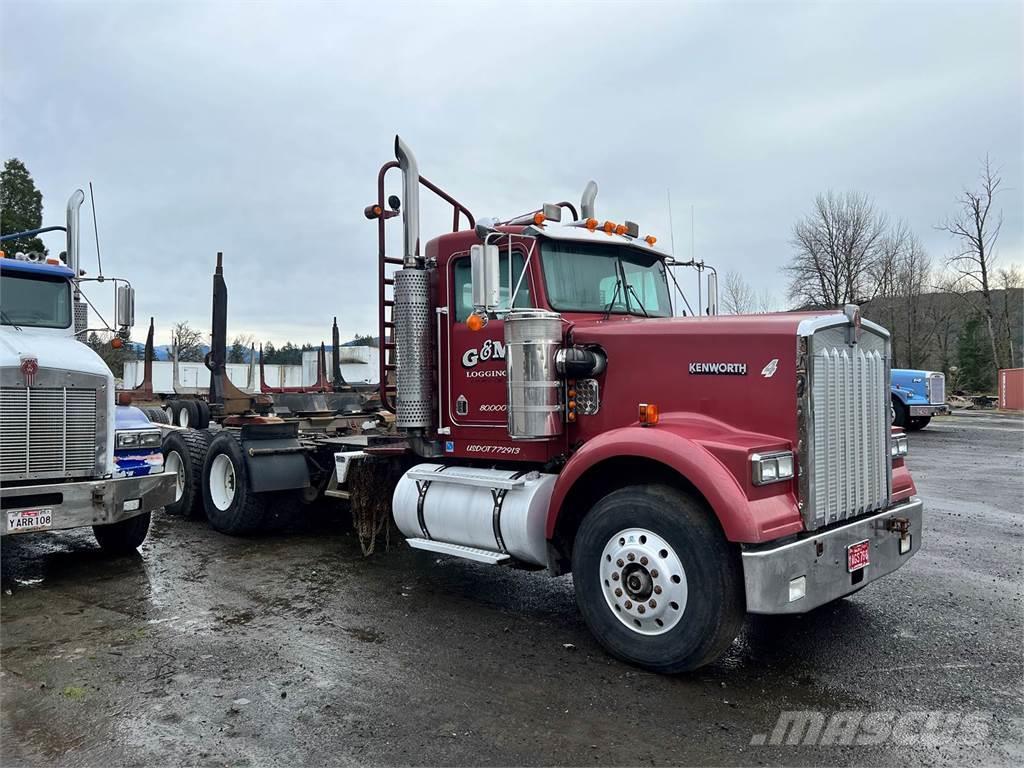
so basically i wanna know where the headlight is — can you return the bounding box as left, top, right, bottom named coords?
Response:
left=751, top=451, right=795, bottom=486
left=116, top=430, right=161, bottom=449
left=891, top=433, right=909, bottom=459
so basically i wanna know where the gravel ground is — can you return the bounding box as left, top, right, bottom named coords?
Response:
left=2, top=410, right=1022, bottom=767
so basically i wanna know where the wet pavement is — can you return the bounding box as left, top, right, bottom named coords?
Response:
left=2, top=411, right=1022, bottom=766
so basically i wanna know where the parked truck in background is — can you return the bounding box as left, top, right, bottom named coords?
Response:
left=891, top=368, right=948, bottom=431
left=161, top=137, right=923, bottom=673
left=1, top=192, right=175, bottom=552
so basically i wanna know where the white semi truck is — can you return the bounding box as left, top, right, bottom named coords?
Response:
left=0, top=192, right=175, bottom=552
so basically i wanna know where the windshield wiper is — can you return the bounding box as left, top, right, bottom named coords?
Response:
left=602, top=269, right=624, bottom=321
left=1, top=310, right=22, bottom=330
left=624, top=281, right=649, bottom=317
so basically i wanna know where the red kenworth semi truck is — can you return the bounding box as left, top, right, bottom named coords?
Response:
left=166, top=136, right=922, bottom=673
left=360, top=136, right=921, bottom=672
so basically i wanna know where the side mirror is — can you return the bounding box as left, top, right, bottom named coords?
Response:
left=116, top=284, right=135, bottom=328
left=470, top=243, right=501, bottom=312
left=706, top=272, right=718, bottom=316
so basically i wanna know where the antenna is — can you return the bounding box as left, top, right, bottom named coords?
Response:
left=89, top=182, right=103, bottom=279
left=667, top=188, right=677, bottom=256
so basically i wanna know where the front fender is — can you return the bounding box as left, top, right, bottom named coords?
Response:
left=890, top=387, right=911, bottom=405
left=546, top=424, right=803, bottom=544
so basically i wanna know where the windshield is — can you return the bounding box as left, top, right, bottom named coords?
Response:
left=540, top=241, right=672, bottom=317
left=0, top=271, right=72, bottom=329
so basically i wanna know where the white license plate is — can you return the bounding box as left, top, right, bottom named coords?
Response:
left=7, top=508, right=53, bottom=532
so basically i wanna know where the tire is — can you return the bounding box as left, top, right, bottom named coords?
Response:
left=892, top=397, right=909, bottom=429
left=93, top=513, right=151, bottom=554
left=196, top=399, right=211, bottom=429
left=202, top=432, right=267, bottom=535
left=572, top=484, right=745, bottom=673
left=145, top=406, right=170, bottom=425
left=176, top=399, right=200, bottom=428
left=162, top=429, right=212, bottom=518
left=907, top=416, right=931, bottom=431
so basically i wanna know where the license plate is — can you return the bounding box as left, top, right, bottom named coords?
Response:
left=847, top=539, right=870, bottom=572
left=7, top=508, right=53, bottom=533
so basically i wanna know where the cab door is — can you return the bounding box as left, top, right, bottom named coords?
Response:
left=444, top=249, right=532, bottom=429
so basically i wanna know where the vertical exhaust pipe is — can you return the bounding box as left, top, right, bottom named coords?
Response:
left=395, top=136, right=420, bottom=267
left=706, top=271, right=719, bottom=316
left=580, top=181, right=598, bottom=220
left=65, top=189, right=85, bottom=277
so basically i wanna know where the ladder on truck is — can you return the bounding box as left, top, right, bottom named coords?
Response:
left=369, top=161, right=476, bottom=413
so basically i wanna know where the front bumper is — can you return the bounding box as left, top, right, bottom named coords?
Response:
left=1, top=471, right=176, bottom=535
left=909, top=404, right=948, bottom=417
left=742, top=498, right=923, bottom=614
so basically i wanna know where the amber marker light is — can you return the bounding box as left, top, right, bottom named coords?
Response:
left=644, top=235, right=657, bottom=246
left=466, top=312, right=487, bottom=332
left=603, top=221, right=616, bottom=234
left=638, top=403, right=659, bottom=426
left=585, top=218, right=599, bottom=231
left=533, top=212, right=546, bottom=225
left=111, top=337, right=124, bottom=349
left=614, top=224, right=626, bottom=236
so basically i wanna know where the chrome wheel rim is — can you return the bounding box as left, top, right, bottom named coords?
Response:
left=599, top=528, right=688, bottom=636
left=165, top=450, right=184, bottom=502
left=178, top=406, right=190, bottom=428
left=209, top=454, right=236, bottom=511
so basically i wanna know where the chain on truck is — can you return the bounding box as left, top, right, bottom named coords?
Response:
left=159, top=136, right=924, bottom=673
left=1, top=191, right=176, bottom=552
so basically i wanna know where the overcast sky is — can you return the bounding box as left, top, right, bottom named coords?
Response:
left=2, top=0, right=1021, bottom=346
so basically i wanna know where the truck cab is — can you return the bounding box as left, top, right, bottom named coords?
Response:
left=891, top=368, right=948, bottom=430
left=0, top=194, right=175, bottom=552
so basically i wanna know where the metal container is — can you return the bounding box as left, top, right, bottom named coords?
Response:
left=393, top=268, right=432, bottom=429
left=504, top=309, right=563, bottom=439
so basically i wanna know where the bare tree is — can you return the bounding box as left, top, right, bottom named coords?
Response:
left=996, top=265, right=1022, bottom=368
left=756, top=287, right=777, bottom=314
left=786, top=191, right=889, bottom=308
left=722, top=271, right=755, bottom=314
left=892, top=232, right=932, bottom=368
left=228, top=333, right=255, bottom=363
left=170, top=321, right=204, bottom=362
left=938, top=156, right=1005, bottom=370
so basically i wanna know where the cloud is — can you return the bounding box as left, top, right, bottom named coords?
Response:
left=2, top=0, right=1020, bottom=344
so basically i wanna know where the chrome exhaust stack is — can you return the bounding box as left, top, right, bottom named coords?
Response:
left=65, top=189, right=85, bottom=278
left=395, top=135, right=421, bottom=268
left=580, top=180, right=598, bottom=220
left=392, top=136, right=432, bottom=430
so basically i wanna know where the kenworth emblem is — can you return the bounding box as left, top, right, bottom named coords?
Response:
left=19, top=355, right=38, bottom=387
left=761, top=359, right=779, bottom=378
left=688, top=362, right=747, bottom=375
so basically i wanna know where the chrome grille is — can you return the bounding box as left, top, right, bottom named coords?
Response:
left=0, top=387, right=98, bottom=479
left=928, top=372, right=946, bottom=406
left=802, top=325, right=891, bottom=530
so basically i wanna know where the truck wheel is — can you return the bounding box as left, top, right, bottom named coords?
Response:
left=907, top=416, right=931, bottom=431
left=93, top=513, right=151, bottom=555
left=572, top=484, right=745, bottom=673
left=162, top=430, right=211, bottom=518
left=176, top=399, right=200, bottom=428
left=146, top=406, right=170, bottom=425
left=892, top=397, right=909, bottom=429
left=196, top=399, right=211, bottom=429
left=202, top=432, right=266, bottom=535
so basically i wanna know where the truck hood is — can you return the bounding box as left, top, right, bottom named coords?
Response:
left=0, top=328, right=113, bottom=380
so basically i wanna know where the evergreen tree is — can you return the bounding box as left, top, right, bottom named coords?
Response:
left=0, top=159, right=47, bottom=256
left=956, top=314, right=995, bottom=392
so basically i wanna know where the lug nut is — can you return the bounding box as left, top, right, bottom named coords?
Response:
left=624, top=600, right=632, bottom=609
left=637, top=605, right=646, bottom=614
left=611, top=572, right=619, bottom=581
left=650, top=569, right=659, bottom=578
left=640, top=556, right=648, bottom=566
left=616, top=559, right=624, bottom=567
left=627, top=553, right=635, bottom=562
left=615, top=588, right=623, bottom=597
left=654, top=585, right=662, bottom=595
left=649, top=599, right=657, bottom=608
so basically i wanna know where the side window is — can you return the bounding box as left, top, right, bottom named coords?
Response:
left=452, top=252, right=531, bottom=322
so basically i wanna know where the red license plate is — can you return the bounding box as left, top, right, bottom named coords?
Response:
left=847, top=540, right=870, bottom=572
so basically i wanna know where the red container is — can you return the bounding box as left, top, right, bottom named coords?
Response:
left=998, top=368, right=1024, bottom=412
